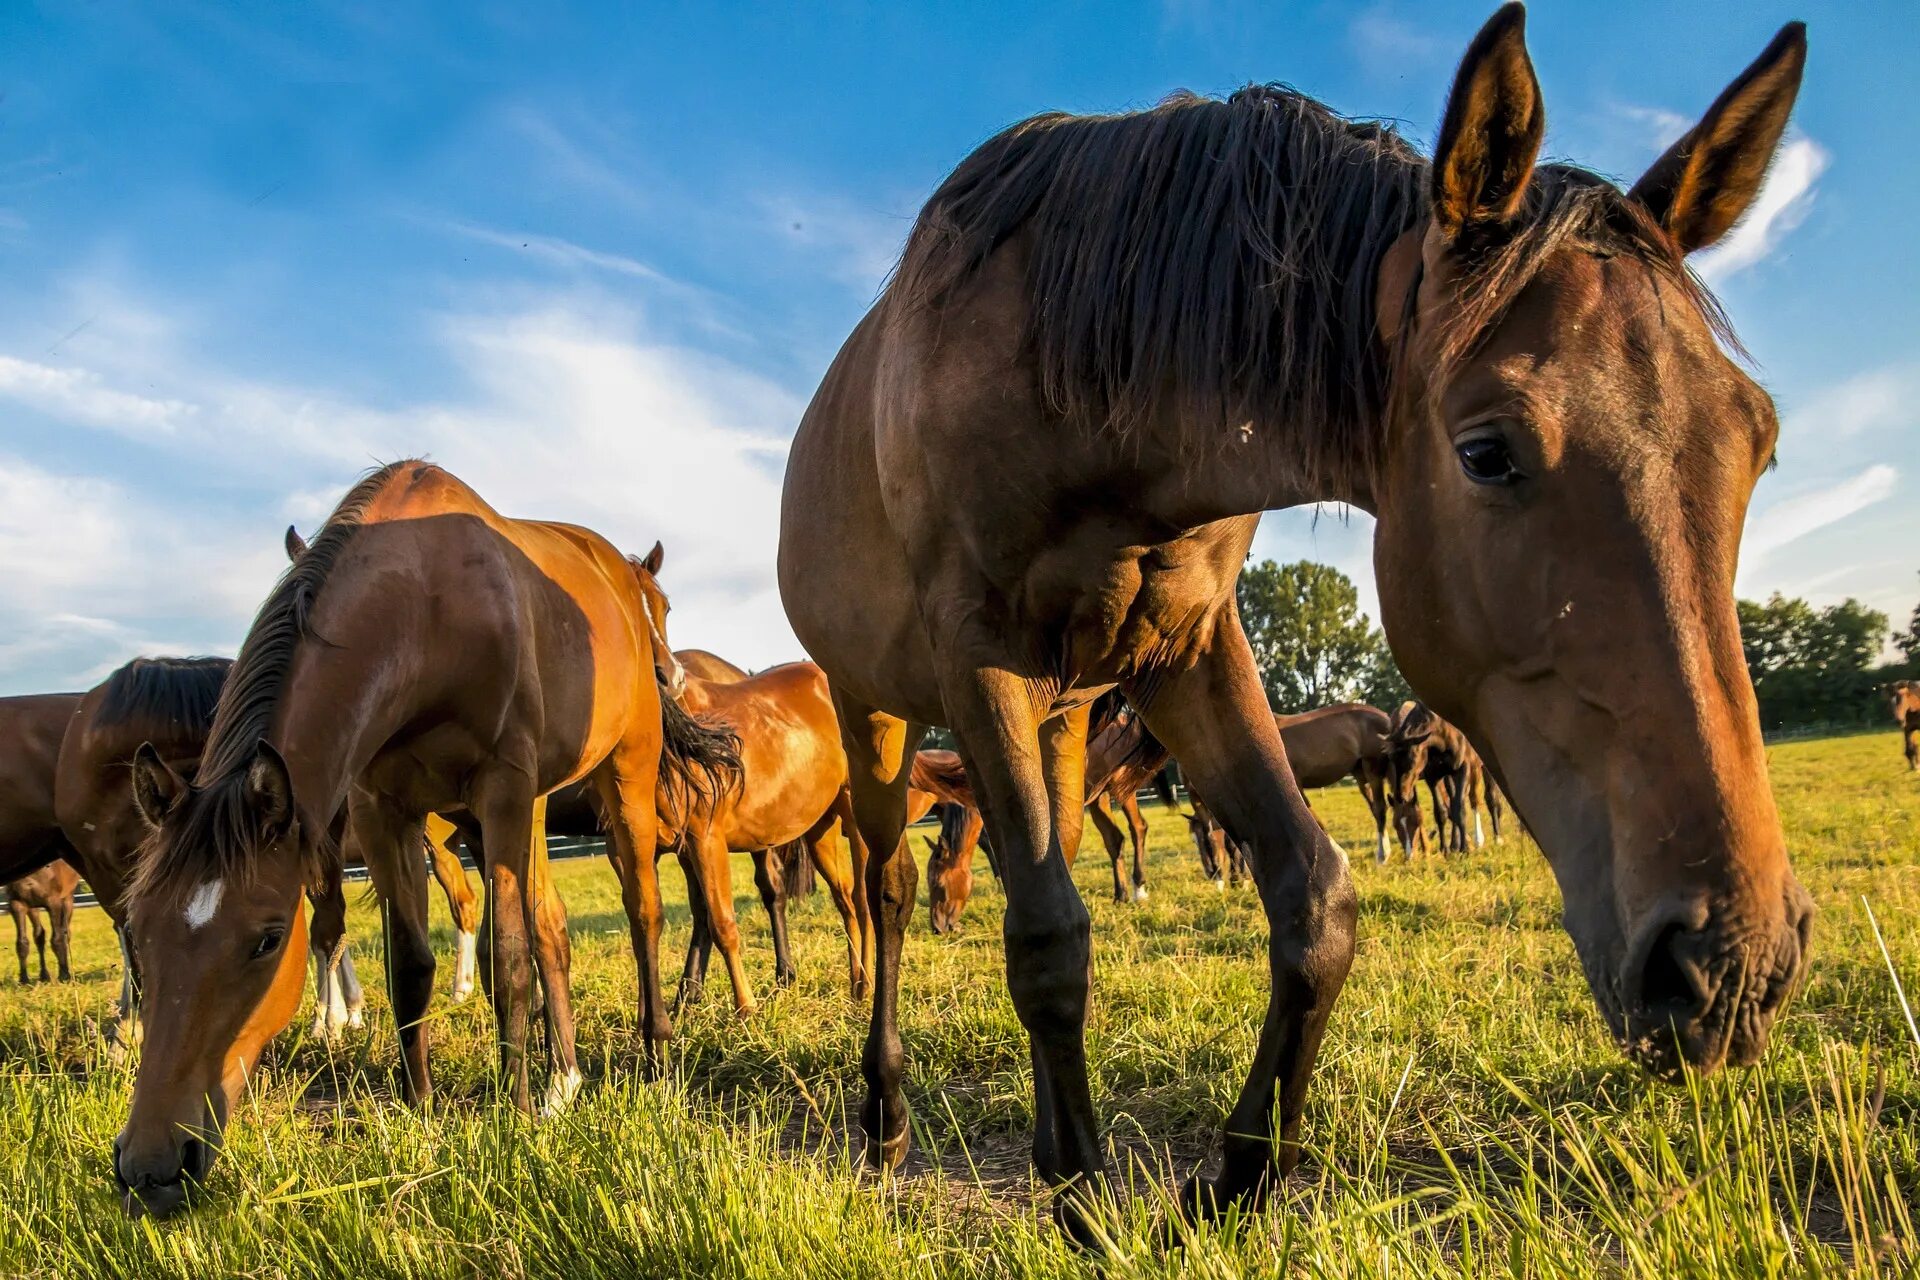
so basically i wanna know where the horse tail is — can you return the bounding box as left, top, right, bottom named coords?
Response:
left=1150, top=765, right=1181, bottom=814
left=658, top=694, right=745, bottom=848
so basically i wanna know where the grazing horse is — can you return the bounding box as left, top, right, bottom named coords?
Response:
left=656, top=659, right=872, bottom=1014
left=0, top=694, right=82, bottom=885
left=1382, top=701, right=1505, bottom=856
left=53, top=654, right=482, bottom=1045
left=5, top=860, right=78, bottom=983
left=116, top=462, right=732, bottom=1217
left=778, top=8, right=1813, bottom=1235
left=912, top=750, right=989, bottom=935
left=1890, top=681, right=1920, bottom=771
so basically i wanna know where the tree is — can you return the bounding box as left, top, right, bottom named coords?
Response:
left=1896, top=575, right=1920, bottom=665
left=1736, top=592, right=1890, bottom=730
left=1237, top=559, right=1399, bottom=711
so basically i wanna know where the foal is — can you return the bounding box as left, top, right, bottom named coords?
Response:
left=5, top=860, right=78, bottom=983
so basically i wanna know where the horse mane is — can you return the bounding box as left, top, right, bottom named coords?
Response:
left=657, top=692, right=746, bottom=846
left=94, top=656, right=233, bottom=740
left=130, top=462, right=421, bottom=905
left=891, top=85, right=1730, bottom=494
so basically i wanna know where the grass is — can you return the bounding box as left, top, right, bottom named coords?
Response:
left=1, top=730, right=1917, bottom=1278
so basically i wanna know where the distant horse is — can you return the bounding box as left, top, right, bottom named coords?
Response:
left=116, top=462, right=736, bottom=1217
left=5, top=860, right=78, bottom=983
left=913, top=750, right=987, bottom=935
left=54, top=654, right=482, bottom=1046
left=1891, top=681, right=1920, bottom=771
left=0, top=694, right=82, bottom=885
left=778, top=8, right=1813, bottom=1235
left=1186, top=704, right=1395, bottom=879
left=655, top=659, right=872, bottom=1014
left=1381, top=701, right=1504, bottom=857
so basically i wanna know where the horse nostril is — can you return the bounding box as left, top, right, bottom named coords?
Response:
left=1638, top=922, right=1711, bottom=1016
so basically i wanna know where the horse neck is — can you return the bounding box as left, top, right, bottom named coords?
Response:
left=265, top=607, right=424, bottom=834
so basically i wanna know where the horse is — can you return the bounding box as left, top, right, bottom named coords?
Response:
left=5, top=860, right=79, bottom=983
left=1381, top=701, right=1505, bottom=857
left=777, top=8, right=1813, bottom=1236
left=0, top=693, right=83, bottom=885
left=910, top=750, right=989, bottom=935
left=52, top=654, right=483, bottom=1046
left=1184, top=704, right=1396, bottom=880
left=652, top=660, right=872, bottom=1016
left=115, top=462, right=735, bottom=1217
left=1890, top=681, right=1920, bottom=771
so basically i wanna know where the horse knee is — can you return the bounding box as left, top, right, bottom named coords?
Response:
left=1003, top=900, right=1092, bottom=1027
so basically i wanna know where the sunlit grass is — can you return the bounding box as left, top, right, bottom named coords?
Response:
left=1, top=731, right=1915, bottom=1277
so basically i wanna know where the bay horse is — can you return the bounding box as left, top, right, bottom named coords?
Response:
left=1381, top=701, right=1505, bottom=857
left=5, top=860, right=78, bottom=983
left=911, top=749, right=988, bottom=935
left=778, top=7, right=1813, bottom=1236
left=116, top=462, right=734, bottom=1217
left=0, top=693, right=82, bottom=885
left=1889, top=681, right=1920, bottom=771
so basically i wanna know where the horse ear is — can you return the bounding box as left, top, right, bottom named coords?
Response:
left=283, top=525, right=309, bottom=562
left=131, top=743, right=185, bottom=829
left=641, top=541, right=665, bottom=576
left=921, top=835, right=940, bottom=856
left=244, top=740, right=296, bottom=841
left=1431, top=3, right=1544, bottom=236
left=1629, top=23, right=1807, bottom=255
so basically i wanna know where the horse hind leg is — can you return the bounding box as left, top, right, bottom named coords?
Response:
left=690, top=827, right=755, bottom=1018
left=426, top=814, right=481, bottom=1003
left=751, top=847, right=797, bottom=990
left=808, top=792, right=869, bottom=1000
left=1121, top=789, right=1150, bottom=902
left=1085, top=793, right=1129, bottom=903
left=348, top=792, right=439, bottom=1107
left=49, top=896, right=73, bottom=983
left=31, top=907, right=49, bottom=983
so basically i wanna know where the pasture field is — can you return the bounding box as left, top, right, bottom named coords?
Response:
left=1, top=730, right=1916, bottom=1279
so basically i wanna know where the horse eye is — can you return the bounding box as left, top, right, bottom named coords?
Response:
left=1456, top=435, right=1521, bottom=486
left=251, top=928, right=286, bottom=960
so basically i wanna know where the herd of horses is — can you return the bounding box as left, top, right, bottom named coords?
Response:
left=0, top=7, right=1828, bottom=1245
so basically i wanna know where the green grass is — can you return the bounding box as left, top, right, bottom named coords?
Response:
left=2, top=731, right=1917, bottom=1278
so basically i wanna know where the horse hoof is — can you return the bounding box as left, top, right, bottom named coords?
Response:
left=865, top=1126, right=911, bottom=1173
left=538, top=1066, right=584, bottom=1117
left=1132, top=885, right=1149, bottom=903
left=1213, top=879, right=1226, bottom=892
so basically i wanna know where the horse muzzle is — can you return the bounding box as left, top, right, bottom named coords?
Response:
left=114, top=1131, right=215, bottom=1218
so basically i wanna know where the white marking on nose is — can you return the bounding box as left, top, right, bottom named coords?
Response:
left=183, top=880, right=225, bottom=931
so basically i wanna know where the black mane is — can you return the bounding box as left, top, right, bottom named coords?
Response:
left=95, top=656, right=232, bottom=739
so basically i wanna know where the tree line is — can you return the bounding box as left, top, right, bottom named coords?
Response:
left=1235, top=559, right=1917, bottom=733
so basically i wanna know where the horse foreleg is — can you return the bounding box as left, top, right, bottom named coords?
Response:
left=806, top=796, right=868, bottom=1000
left=751, top=847, right=796, bottom=990
left=1135, top=629, right=1357, bottom=1225
left=49, top=894, right=72, bottom=983
left=305, top=874, right=353, bottom=1042
left=834, top=691, right=925, bottom=1175
left=941, top=663, right=1105, bottom=1241
left=9, top=899, right=30, bottom=984
left=30, top=907, right=48, bottom=983
left=347, top=791, right=437, bottom=1107
left=673, top=848, right=713, bottom=1014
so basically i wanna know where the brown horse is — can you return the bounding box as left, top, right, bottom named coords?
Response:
left=1381, top=701, right=1505, bottom=857
left=5, top=860, right=78, bottom=983
left=778, top=8, right=1812, bottom=1235
left=0, top=693, right=82, bottom=885
left=656, top=659, right=872, bottom=1015
left=1890, top=681, right=1920, bottom=771
left=116, top=462, right=730, bottom=1217
left=52, top=654, right=482, bottom=1045
left=911, top=749, right=987, bottom=935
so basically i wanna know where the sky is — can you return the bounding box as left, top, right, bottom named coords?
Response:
left=0, top=1, right=1914, bottom=693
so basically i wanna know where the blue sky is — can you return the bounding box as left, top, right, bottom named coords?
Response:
left=0, top=1, right=1913, bottom=692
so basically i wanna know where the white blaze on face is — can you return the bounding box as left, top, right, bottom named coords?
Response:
left=183, top=880, right=225, bottom=931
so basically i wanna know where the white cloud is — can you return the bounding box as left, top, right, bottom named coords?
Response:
left=0, top=354, right=197, bottom=437
left=1783, top=363, right=1920, bottom=442
left=1347, top=9, right=1449, bottom=69
left=444, top=222, right=671, bottom=285
left=1694, top=135, right=1828, bottom=282
left=1742, top=463, right=1898, bottom=566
